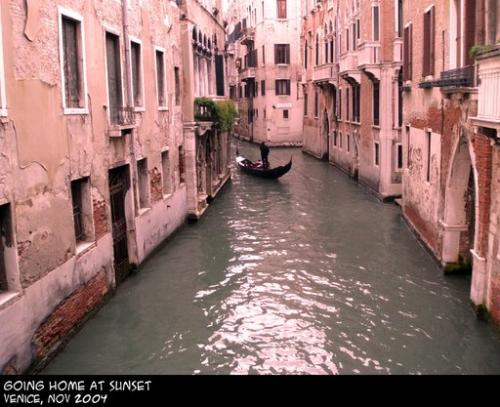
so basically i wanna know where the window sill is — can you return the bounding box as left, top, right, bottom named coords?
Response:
left=76, top=241, right=97, bottom=257
left=158, top=107, right=169, bottom=111
left=134, top=107, right=146, bottom=113
left=138, top=207, right=152, bottom=216
left=0, top=109, right=8, bottom=118
left=163, top=193, right=173, bottom=201
left=64, top=108, right=89, bottom=115
left=372, top=125, right=381, bottom=129
left=0, top=291, right=22, bottom=312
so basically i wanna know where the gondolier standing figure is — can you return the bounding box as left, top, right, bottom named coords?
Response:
left=260, top=142, right=270, bottom=168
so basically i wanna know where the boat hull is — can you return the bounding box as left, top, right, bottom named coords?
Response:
left=236, top=156, right=292, bottom=179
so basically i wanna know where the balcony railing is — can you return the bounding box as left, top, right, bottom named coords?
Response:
left=419, top=65, right=475, bottom=89
left=110, top=106, right=136, bottom=126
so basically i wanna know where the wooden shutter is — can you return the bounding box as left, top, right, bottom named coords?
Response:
left=215, top=55, right=224, bottom=96
left=63, top=18, right=81, bottom=108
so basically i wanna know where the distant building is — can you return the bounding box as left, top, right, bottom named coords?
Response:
left=226, top=0, right=303, bottom=146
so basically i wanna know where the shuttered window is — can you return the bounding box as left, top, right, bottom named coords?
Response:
left=275, top=79, right=290, bottom=95
left=373, top=6, right=380, bottom=41
left=274, top=44, right=290, bottom=64
left=131, top=41, right=143, bottom=107
left=277, top=0, right=287, bottom=19
left=423, top=7, right=435, bottom=76
left=62, top=16, right=84, bottom=108
left=106, top=32, right=123, bottom=123
left=261, top=80, right=266, bottom=96
left=156, top=50, right=166, bottom=107
left=403, top=24, right=413, bottom=81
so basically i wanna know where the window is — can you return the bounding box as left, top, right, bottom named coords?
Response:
left=275, top=44, right=290, bottom=64
left=130, top=40, right=144, bottom=108
left=406, top=126, right=411, bottom=168
left=333, top=131, right=338, bottom=147
left=347, top=134, right=351, bottom=152
left=373, top=6, right=380, bottom=41
left=352, top=23, right=356, bottom=50
left=423, top=7, right=435, bottom=76
left=397, top=0, right=403, bottom=37
left=338, top=88, right=342, bottom=120
left=346, top=28, right=350, bottom=51
left=174, top=67, right=181, bottom=105
left=262, top=45, right=266, bottom=65
left=60, top=9, right=87, bottom=114
left=374, top=142, right=380, bottom=166
left=283, top=109, right=289, bottom=119
left=304, top=41, right=308, bottom=68
left=304, top=90, right=308, bottom=116
left=426, top=131, right=432, bottom=182
left=316, top=34, right=320, bottom=65
left=398, top=71, right=403, bottom=127
left=275, top=79, right=291, bottom=95
left=106, top=32, right=123, bottom=124
left=215, top=55, right=225, bottom=97
left=0, top=6, right=7, bottom=116
left=0, top=203, right=14, bottom=293
left=314, top=89, right=319, bottom=117
left=339, top=132, right=343, bottom=149
left=256, top=81, right=259, bottom=97
left=179, top=146, right=185, bottom=184
left=397, top=143, right=404, bottom=170
left=277, top=0, right=287, bottom=19
left=403, top=24, right=413, bottom=81
left=261, top=80, right=266, bottom=96
left=70, top=177, right=94, bottom=244
left=155, top=49, right=166, bottom=108
left=352, top=83, right=360, bottom=123
left=373, top=80, right=380, bottom=126
left=346, top=87, right=350, bottom=121
left=137, top=159, right=150, bottom=209
left=162, top=151, right=171, bottom=196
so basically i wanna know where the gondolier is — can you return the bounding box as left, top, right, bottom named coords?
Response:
left=260, top=142, right=270, bottom=168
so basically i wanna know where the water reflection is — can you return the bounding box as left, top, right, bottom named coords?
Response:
left=43, top=142, right=500, bottom=375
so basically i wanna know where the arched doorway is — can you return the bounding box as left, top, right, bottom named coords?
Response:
left=442, top=135, right=475, bottom=270
left=322, top=109, right=329, bottom=161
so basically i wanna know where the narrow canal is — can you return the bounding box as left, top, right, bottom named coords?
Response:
left=44, top=143, right=500, bottom=375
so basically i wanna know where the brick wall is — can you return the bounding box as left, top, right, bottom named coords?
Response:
left=93, top=198, right=108, bottom=241
left=31, top=271, right=110, bottom=365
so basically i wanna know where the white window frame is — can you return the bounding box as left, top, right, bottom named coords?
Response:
left=58, top=7, right=89, bottom=115
left=103, top=26, right=125, bottom=123
left=129, top=36, right=146, bottom=112
left=154, top=46, right=168, bottom=111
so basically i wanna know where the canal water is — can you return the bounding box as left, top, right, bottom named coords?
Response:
left=44, top=143, right=500, bottom=375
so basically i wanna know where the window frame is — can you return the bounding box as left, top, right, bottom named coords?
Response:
left=154, top=46, right=168, bottom=110
left=104, top=27, right=125, bottom=124
left=58, top=7, right=89, bottom=115
left=129, top=36, right=146, bottom=111
left=275, top=79, right=291, bottom=96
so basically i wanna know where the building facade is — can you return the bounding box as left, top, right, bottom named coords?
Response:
left=0, top=0, right=230, bottom=374
left=401, top=0, right=500, bottom=322
left=227, top=0, right=303, bottom=146
left=301, top=0, right=403, bottom=200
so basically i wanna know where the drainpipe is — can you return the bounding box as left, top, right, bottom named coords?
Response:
left=122, top=0, right=139, bottom=215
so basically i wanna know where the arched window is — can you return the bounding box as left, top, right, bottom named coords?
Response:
left=304, top=40, right=308, bottom=68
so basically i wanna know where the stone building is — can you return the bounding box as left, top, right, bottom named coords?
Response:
left=401, top=0, right=500, bottom=323
left=0, top=0, right=230, bottom=374
left=301, top=0, right=403, bottom=200
left=226, top=0, right=303, bottom=146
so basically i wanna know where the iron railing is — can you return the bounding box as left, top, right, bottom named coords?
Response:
left=110, top=106, right=136, bottom=126
left=419, top=65, right=475, bottom=89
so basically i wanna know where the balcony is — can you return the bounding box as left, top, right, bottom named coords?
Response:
left=241, top=49, right=258, bottom=79
left=357, top=43, right=380, bottom=67
left=419, top=65, right=475, bottom=89
left=312, top=64, right=338, bottom=85
left=108, top=106, right=136, bottom=137
left=339, top=52, right=358, bottom=75
left=473, top=46, right=500, bottom=132
left=240, top=27, right=255, bottom=46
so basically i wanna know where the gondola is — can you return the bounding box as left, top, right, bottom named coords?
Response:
left=236, top=153, right=292, bottom=179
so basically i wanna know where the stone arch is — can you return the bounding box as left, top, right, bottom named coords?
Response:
left=442, top=133, right=477, bottom=266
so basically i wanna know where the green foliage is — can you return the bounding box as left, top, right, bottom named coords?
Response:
left=194, top=98, right=238, bottom=132
left=214, top=100, right=238, bottom=132
left=469, top=44, right=497, bottom=59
